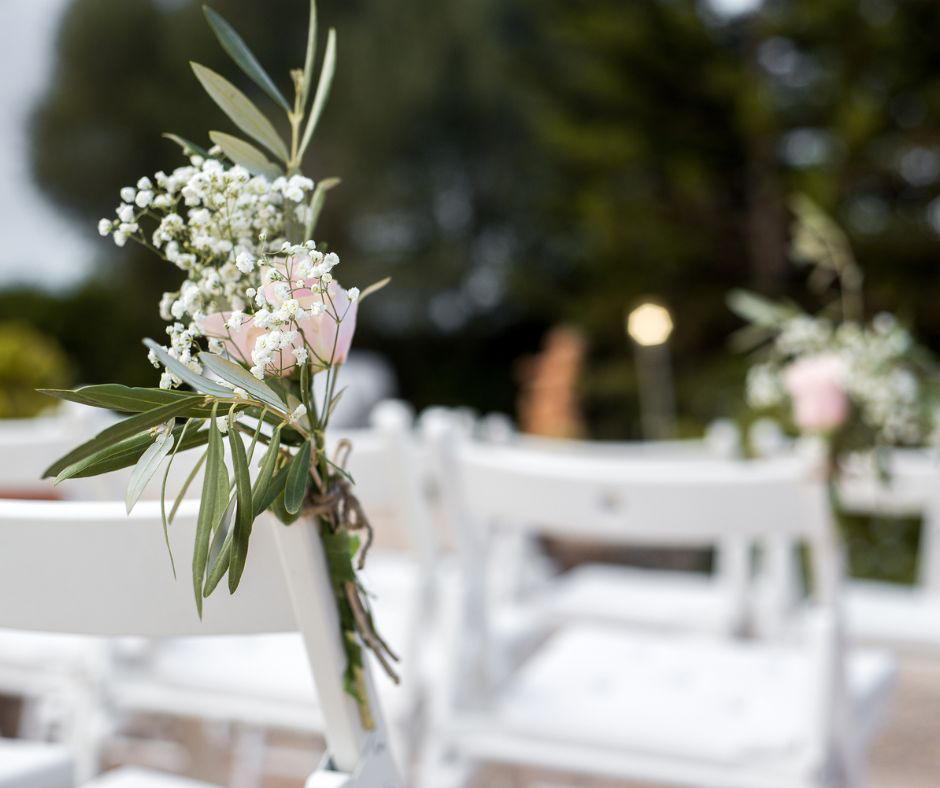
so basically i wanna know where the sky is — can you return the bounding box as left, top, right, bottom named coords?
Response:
left=0, top=0, right=94, bottom=290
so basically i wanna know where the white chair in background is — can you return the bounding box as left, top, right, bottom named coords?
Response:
left=835, top=449, right=940, bottom=651
left=0, top=494, right=403, bottom=788
left=422, top=427, right=896, bottom=788
left=446, top=413, right=753, bottom=637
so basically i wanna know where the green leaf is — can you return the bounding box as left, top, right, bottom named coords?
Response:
left=304, top=176, right=340, bottom=239
left=143, top=339, right=234, bottom=398
left=169, top=448, right=208, bottom=525
left=204, top=494, right=237, bottom=596
left=203, top=533, right=233, bottom=597
left=126, top=421, right=176, bottom=514
left=227, top=427, right=255, bottom=593
left=198, top=351, right=287, bottom=411
left=297, top=28, right=336, bottom=161
left=251, top=427, right=282, bottom=516
left=272, top=485, right=301, bottom=525
left=203, top=5, right=291, bottom=113
left=284, top=440, right=312, bottom=515
left=300, top=0, right=318, bottom=109
left=726, top=289, right=798, bottom=328
left=39, top=384, right=217, bottom=416
left=193, top=413, right=229, bottom=617
left=208, top=131, right=283, bottom=179
left=162, top=133, right=210, bottom=158
left=72, top=424, right=207, bottom=481
left=254, top=464, right=288, bottom=516
left=358, top=276, right=391, bottom=304
left=191, top=62, right=289, bottom=162
left=160, top=418, right=198, bottom=577
left=46, top=397, right=203, bottom=481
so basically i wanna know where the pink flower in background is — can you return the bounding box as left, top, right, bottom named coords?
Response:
left=783, top=354, right=850, bottom=433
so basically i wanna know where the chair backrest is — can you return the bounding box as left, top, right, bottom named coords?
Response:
left=0, top=400, right=432, bottom=779
left=0, top=407, right=117, bottom=498
left=0, top=399, right=433, bottom=636
left=448, top=439, right=830, bottom=548
left=838, top=448, right=940, bottom=591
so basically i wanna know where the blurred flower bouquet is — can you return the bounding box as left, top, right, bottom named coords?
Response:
left=39, top=2, right=394, bottom=721
left=729, top=196, right=939, bottom=461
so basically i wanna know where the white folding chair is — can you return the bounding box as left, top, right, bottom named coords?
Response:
left=0, top=492, right=403, bottom=788
left=34, top=401, right=436, bottom=786
left=445, top=415, right=753, bottom=637
left=835, top=448, right=940, bottom=650
left=422, top=429, right=896, bottom=788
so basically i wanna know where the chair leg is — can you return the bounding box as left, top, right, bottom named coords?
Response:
left=229, top=725, right=268, bottom=788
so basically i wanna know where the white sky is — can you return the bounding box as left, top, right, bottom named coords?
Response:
left=0, top=0, right=94, bottom=289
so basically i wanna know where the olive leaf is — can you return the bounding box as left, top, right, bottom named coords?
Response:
left=198, top=351, right=287, bottom=411
left=209, top=131, right=283, bottom=179
left=143, top=339, right=234, bottom=398
left=304, top=176, right=341, bottom=239
left=227, top=427, right=255, bottom=593
left=297, top=27, right=336, bottom=161
left=284, top=440, right=312, bottom=515
left=191, top=62, right=289, bottom=162
left=126, top=421, right=176, bottom=514
left=193, top=413, right=230, bottom=617
left=162, top=132, right=211, bottom=158
left=46, top=397, right=203, bottom=482
left=300, top=0, right=318, bottom=109
left=203, top=5, right=291, bottom=113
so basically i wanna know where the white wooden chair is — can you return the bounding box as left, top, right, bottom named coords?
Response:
left=834, top=448, right=940, bottom=651
left=98, top=401, right=439, bottom=785
left=0, top=491, right=402, bottom=788
left=422, top=427, right=896, bottom=788
left=446, top=415, right=753, bottom=637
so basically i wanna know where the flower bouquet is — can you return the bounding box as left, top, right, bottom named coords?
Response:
left=39, top=2, right=395, bottom=724
left=729, top=196, right=940, bottom=464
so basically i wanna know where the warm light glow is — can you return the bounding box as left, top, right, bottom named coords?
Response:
left=626, top=303, right=673, bottom=346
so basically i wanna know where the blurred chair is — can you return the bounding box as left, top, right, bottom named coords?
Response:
left=0, top=489, right=402, bottom=788
left=459, top=416, right=752, bottom=637
left=421, top=426, right=895, bottom=788
left=836, top=448, right=940, bottom=651
left=0, top=738, right=74, bottom=788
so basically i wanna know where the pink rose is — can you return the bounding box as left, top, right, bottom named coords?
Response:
left=261, top=258, right=358, bottom=369
left=197, top=311, right=265, bottom=367
left=783, top=354, right=849, bottom=433
left=198, top=280, right=357, bottom=377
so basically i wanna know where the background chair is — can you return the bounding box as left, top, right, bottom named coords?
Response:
left=421, top=425, right=895, bottom=788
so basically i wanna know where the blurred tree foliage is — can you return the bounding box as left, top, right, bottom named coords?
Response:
left=19, top=0, right=940, bottom=437
left=0, top=322, right=72, bottom=418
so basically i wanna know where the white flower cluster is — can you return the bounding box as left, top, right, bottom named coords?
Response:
left=99, top=152, right=318, bottom=380
left=746, top=312, right=933, bottom=445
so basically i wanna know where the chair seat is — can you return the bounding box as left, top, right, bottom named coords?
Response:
left=847, top=580, right=940, bottom=649
left=85, top=766, right=219, bottom=787
left=541, top=563, right=738, bottom=632
left=0, top=738, right=73, bottom=788
left=114, top=552, right=419, bottom=731
left=455, top=625, right=894, bottom=779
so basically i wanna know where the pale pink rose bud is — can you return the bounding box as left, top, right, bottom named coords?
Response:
left=782, top=354, right=850, bottom=433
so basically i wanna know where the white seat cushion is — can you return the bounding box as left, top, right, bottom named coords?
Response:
left=847, top=580, right=940, bottom=649
left=541, top=563, right=738, bottom=632
left=459, top=625, right=893, bottom=773
left=85, top=766, right=219, bottom=787
left=113, top=551, right=419, bottom=730
left=0, top=738, right=72, bottom=788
